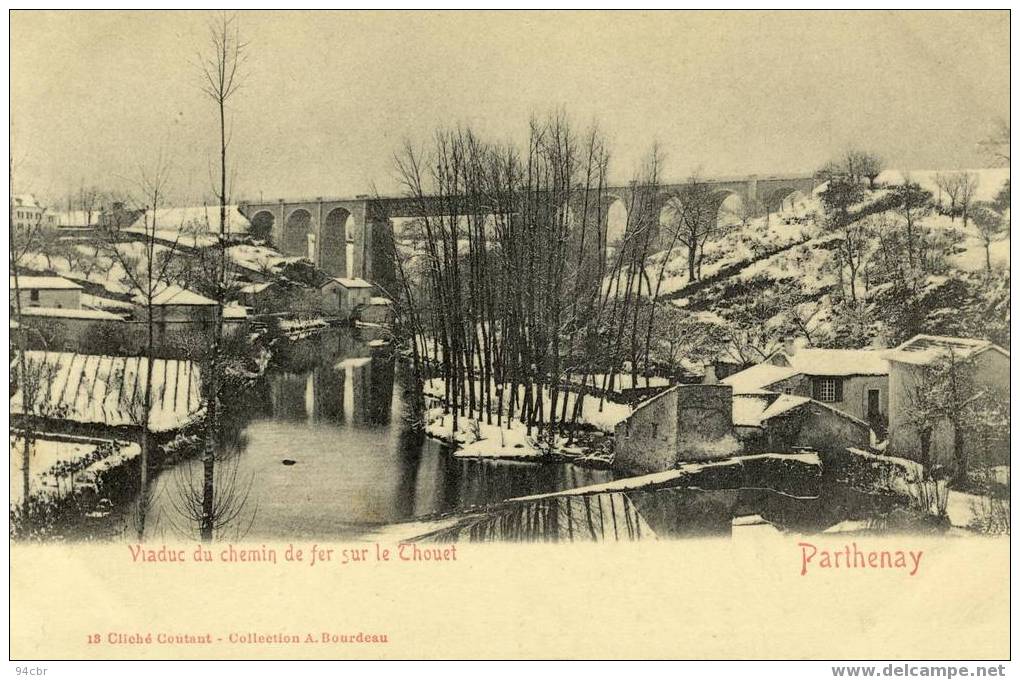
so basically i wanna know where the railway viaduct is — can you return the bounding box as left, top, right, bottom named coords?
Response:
left=237, top=173, right=819, bottom=285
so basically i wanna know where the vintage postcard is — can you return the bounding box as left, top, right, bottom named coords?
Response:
left=8, top=9, right=1011, bottom=664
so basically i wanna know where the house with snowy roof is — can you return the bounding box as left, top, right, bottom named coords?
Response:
left=613, top=377, right=874, bottom=474
left=10, top=275, right=83, bottom=310
left=723, top=346, right=889, bottom=429
left=128, top=284, right=248, bottom=357
left=319, top=277, right=375, bottom=317
left=883, top=334, right=1009, bottom=468
left=133, top=284, right=218, bottom=324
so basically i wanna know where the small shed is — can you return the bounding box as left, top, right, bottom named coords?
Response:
left=10, top=276, right=82, bottom=310
left=319, top=277, right=374, bottom=316
left=134, top=284, right=217, bottom=324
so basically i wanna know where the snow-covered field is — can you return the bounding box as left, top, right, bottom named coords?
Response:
left=229, top=244, right=302, bottom=273
left=10, top=435, right=140, bottom=505
left=425, top=408, right=544, bottom=460
left=422, top=377, right=631, bottom=434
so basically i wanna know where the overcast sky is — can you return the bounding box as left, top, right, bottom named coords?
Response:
left=11, top=10, right=1009, bottom=207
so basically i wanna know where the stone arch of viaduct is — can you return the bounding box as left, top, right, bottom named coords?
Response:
left=238, top=174, right=818, bottom=287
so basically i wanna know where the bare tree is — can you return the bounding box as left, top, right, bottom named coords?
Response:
left=935, top=172, right=963, bottom=220
left=970, top=202, right=1005, bottom=274
left=196, top=11, right=248, bottom=541
left=956, top=171, right=979, bottom=228
left=845, top=149, right=883, bottom=188
left=661, top=174, right=724, bottom=283
left=97, top=155, right=182, bottom=540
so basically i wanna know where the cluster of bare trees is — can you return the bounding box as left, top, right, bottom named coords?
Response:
left=817, top=148, right=884, bottom=188
left=10, top=13, right=250, bottom=542
left=934, top=171, right=979, bottom=226
left=389, top=115, right=691, bottom=445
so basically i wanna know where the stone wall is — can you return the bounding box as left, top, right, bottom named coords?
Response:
left=613, top=388, right=679, bottom=474
left=613, top=384, right=740, bottom=473
left=675, top=384, right=739, bottom=461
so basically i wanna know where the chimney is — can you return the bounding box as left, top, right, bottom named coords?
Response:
left=783, top=336, right=797, bottom=356
left=703, top=363, right=718, bottom=385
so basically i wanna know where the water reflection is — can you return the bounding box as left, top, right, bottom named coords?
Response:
left=138, top=329, right=612, bottom=541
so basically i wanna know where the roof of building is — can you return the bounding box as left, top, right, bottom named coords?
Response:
left=11, top=351, right=203, bottom=432
left=777, top=348, right=889, bottom=376
left=721, top=363, right=799, bottom=394
left=237, top=281, right=275, bottom=294
left=18, top=307, right=124, bottom=321
left=759, top=394, right=813, bottom=421
left=136, top=284, right=217, bottom=307
left=12, top=194, right=43, bottom=208
left=222, top=304, right=248, bottom=319
left=883, top=334, right=1009, bottom=366
left=332, top=277, right=374, bottom=289
left=732, top=393, right=774, bottom=427
left=11, top=276, right=83, bottom=291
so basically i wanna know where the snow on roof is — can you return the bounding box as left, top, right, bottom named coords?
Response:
left=883, top=334, right=1009, bottom=366
left=331, top=277, right=374, bottom=289
left=222, top=304, right=248, bottom=319
left=11, top=276, right=82, bottom=290
left=368, top=296, right=393, bottom=305
left=732, top=394, right=772, bottom=427
left=238, top=281, right=274, bottom=294
left=721, top=363, right=798, bottom=394
left=81, top=293, right=135, bottom=312
left=19, top=307, right=124, bottom=321
left=759, top=394, right=812, bottom=421
left=784, top=348, right=889, bottom=376
left=137, top=284, right=217, bottom=306
left=12, top=194, right=43, bottom=208
left=11, top=351, right=204, bottom=432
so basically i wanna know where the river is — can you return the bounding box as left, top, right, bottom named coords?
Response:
left=134, top=328, right=614, bottom=541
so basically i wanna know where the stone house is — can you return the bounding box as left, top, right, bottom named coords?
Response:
left=614, top=384, right=741, bottom=473
left=236, top=281, right=279, bottom=314
left=10, top=276, right=82, bottom=311
left=614, top=374, right=876, bottom=474
left=724, top=347, right=889, bottom=431
left=731, top=392, right=872, bottom=455
left=134, top=284, right=217, bottom=325
left=12, top=194, right=57, bottom=231
left=884, top=334, right=1010, bottom=468
left=319, top=277, right=375, bottom=316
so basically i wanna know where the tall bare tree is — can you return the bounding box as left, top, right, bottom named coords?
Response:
left=98, top=156, right=182, bottom=540
left=956, top=171, right=979, bottom=228
left=196, top=11, right=247, bottom=541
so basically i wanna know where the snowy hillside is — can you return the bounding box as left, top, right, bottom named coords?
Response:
left=645, top=170, right=1010, bottom=362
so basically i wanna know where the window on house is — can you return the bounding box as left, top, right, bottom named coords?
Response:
left=29, top=290, right=39, bottom=302
left=651, top=423, right=658, bottom=438
left=813, top=377, right=842, bottom=402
